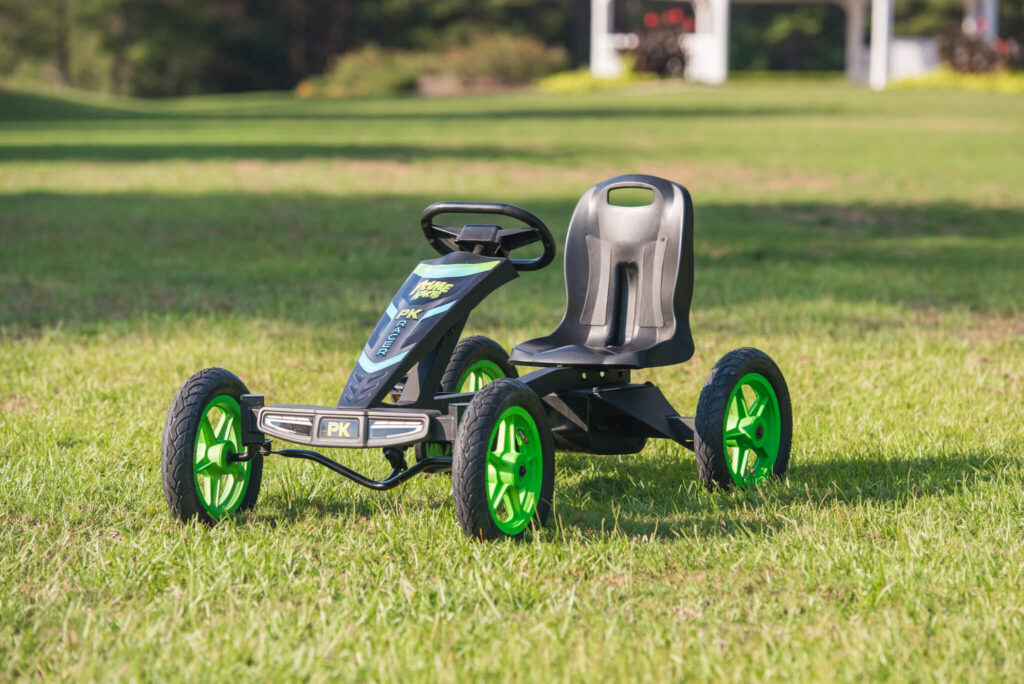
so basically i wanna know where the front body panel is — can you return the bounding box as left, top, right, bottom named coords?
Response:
left=338, top=252, right=517, bottom=408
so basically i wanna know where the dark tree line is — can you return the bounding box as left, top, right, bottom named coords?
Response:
left=1, top=0, right=1020, bottom=96
left=0, top=0, right=587, bottom=95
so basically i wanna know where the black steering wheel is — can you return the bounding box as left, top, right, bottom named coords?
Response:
left=420, top=201, right=556, bottom=272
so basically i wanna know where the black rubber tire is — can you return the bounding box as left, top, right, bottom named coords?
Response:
left=695, top=347, right=792, bottom=491
left=161, top=367, right=263, bottom=524
left=452, top=378, right=554, bottom=541
left=439, top=335, right=518, bottom=392
left=414, top=336, right=517, bottom=467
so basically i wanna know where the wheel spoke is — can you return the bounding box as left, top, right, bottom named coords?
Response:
left=748, top=393, right=769, bottom=418
left=195, top=456, right=218, bottom=475
left=216, top=414, right=234, bottom=441
left=503, top=488, right=524, bottom=520
left=492, top=420, right=507, bottom=455
left=199, top=417, right=215, bottom=444
left=489, top=482, right=509, bottom=510
left=732, top=390, right=748, bottom=419
left=207, top=473, right=222, bottom=507
left=500, top=420, right=517, bottom=457
left=731, top=447, right=747, bottom=475
left=724, top=426, right=745, bottom=442
left=486, top=448, right=505, bottom=468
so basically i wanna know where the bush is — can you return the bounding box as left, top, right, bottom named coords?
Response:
left=893, top=66, right=1024, bottom=94
left=442, top=33, right=568, bottom=87
left=536, top=58, right=654, bottom=95
left=937, top=30, right=1023, bottom=73
left=296, top=33, right=567, bottom=98
left=629, top=28, right=687, bottom=75
left=296, top=45, right=424, bottom=98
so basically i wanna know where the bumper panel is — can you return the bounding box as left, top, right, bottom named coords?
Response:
left=255, top=404, right=439, bottom=448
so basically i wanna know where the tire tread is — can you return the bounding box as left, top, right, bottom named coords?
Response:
left=160, top=367, right=262, bottom=524
left=694, top=347, right=792, bottom=491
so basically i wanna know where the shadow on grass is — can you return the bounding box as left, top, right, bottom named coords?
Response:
left=251, top=491, right=381, bottom=524
left=220, top=449, right=1010, bottom=541
left=2, top=191, right=1021, bottom=331
left=555, top=450, right=1011, bottom=540
left=0, top=142, right=562, bottom=163
left=0, top=88, right=843, bottom=124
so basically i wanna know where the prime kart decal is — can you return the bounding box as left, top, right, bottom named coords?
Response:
left=409, top=279, right=454, bottom=301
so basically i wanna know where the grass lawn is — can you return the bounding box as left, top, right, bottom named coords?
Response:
left=1, top=80, right=1022, bottom=681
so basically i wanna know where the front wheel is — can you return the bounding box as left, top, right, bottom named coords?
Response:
left=695, top=348, right=792, bottom=491
left=161, top=368, right=263, bottom=524
left=414, top=335, right=517, bottom=467
left=452, top=379, right=554, bottom=540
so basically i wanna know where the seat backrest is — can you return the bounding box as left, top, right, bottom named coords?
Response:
left=557, top=174, right=694, bottom=366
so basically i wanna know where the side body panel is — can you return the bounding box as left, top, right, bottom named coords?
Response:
left=337, top=252, right=517, bottom=408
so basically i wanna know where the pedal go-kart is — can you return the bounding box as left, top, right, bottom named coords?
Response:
left=161, top=174, right=792, bottom=540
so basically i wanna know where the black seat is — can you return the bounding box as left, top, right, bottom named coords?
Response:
left=510, top=174, right=694, bottom=369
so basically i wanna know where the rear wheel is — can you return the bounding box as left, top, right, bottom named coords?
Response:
left=415, top=336, right=516, bottom=467
left=452, top=379, right=554, bottom=540
left=161, top=368, right=263, bottom=524
left=695, top=348, right=792, bottom=491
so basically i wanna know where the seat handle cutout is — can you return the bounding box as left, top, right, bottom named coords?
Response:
left=607, top=186, right=655, bottom=207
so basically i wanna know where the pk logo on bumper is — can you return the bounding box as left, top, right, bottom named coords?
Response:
left=319, top=418, right=360, bottom=441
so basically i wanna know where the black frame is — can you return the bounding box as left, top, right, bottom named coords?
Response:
left=235, top=203, right=696, bottom=492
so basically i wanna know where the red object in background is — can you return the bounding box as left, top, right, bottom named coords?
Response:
left=682, top=16, right=695, bottom=32
left=664, top=7, right=685, bottom=24
left=644, top=11, right=659, bottom=28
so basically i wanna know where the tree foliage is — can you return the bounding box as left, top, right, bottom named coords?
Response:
left=1, top=0, right=1021, bottom=96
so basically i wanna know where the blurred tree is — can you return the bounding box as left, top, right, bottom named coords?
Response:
left=730, top=4, right=846, bottom=71
left=1, top=0, right=1020, bottom=96
left=0, top=0, right=65, bottom=76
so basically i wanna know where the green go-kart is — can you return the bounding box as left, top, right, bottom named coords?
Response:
left=161, top=174, right=792, bottom=541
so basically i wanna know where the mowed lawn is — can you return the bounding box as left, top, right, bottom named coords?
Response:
left=1, top=80, right=1022, bottom=681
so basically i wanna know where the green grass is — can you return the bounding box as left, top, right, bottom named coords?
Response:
left=1, top=80, right=1023, bottom=681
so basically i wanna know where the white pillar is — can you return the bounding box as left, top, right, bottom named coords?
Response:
left=682, top=0, right=729, bottom=85
left=981, top=0, right=999, bottom=41
left=869, top=0, right=892, bottom=91
left=708, top=0, right=733, bottom=84
left=845, top=0, right=866, bottom=82
left=590, top=0, right=622, bottom=77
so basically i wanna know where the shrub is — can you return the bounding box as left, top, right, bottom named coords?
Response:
left=937, top=30, right=1023, bottom=73
left=536, top=58, right=654, bottom=94
left=296, top=33, right=567, bottom=98
left=629, top=28, right=687, bottom=75
left=893, top=66, right=1024, bottom=94
left=297, top=45, right=425, bottom=98
left=443, top=33, right=568, bottom=87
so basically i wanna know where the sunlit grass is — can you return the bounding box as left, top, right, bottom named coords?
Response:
left=1, top=82, right=1022, bottom=681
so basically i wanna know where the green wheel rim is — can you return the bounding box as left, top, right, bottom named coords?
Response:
left=485, top=406, right=543, bottom=535
left=457, top=359, right=505, bottom=392
left=723, top=373, right=782, bottom=488
left=193, top=395, right=251, bottom=518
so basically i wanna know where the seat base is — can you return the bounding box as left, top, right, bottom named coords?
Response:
left=510, top=335, right=692, bottom=369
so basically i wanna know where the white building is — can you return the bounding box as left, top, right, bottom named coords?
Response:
left=590, top=0, right=1001, bottom=90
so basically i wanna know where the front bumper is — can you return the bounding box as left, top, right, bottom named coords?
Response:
left=250, top=402, right=447, bottom=448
